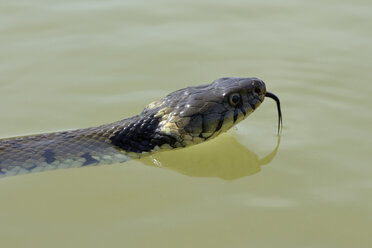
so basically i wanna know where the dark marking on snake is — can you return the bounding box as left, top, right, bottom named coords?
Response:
left=251, top=102, right=256, bottom=110
left=42, top=149, right=56, bottom=164
left=201, top=114, right=206, bottom=135
left=239, top=106, right=246, bottom=116
left=111, top=113, right=177, bottom=153
left=233, top=108, right=239, bottom=123
left=199, top=116, right=205, bottom=138
left=215, top=112, right=226, bottom=132
left=81, top=152, right=99, bottom=166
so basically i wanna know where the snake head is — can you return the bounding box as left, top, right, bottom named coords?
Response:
left=156, top=77, right=266, bottom=147
left=111, top=77, right=280, bottom=154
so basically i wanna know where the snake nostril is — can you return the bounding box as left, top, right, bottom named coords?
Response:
left=254, top=88, right=261, bottom=94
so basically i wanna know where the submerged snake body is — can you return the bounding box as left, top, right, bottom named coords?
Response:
left=0, top=77, right=281, bottom=177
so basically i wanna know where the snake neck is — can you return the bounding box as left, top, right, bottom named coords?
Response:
left=0, top=109, right=183, bottom=177
left=109, top=111, right=182, bottom=154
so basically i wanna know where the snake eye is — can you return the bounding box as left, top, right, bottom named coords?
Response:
left=229, top=93, right=241, bottom=106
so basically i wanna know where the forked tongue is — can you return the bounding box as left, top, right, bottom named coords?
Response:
left=265, top=92, right=282, bottom=134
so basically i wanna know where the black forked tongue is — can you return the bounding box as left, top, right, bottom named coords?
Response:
left=265, top=92, right=282, bottom=134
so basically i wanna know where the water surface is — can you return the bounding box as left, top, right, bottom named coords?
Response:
left=0, top=0, right=371, bottom=247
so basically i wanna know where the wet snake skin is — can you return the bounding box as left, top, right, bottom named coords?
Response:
left=0, top=77, right=282, bottom=177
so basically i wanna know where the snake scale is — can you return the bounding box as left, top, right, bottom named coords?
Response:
left=0, top=77, right=282, bottom=177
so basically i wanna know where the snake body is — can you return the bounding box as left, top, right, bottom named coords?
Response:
left=0, top=77, right=282, bottom=177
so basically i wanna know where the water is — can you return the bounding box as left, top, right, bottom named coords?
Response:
left=0, top=0, right=371, bottom=247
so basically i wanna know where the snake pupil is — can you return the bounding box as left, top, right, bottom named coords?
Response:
left=229, top=93, right=241, bottom=106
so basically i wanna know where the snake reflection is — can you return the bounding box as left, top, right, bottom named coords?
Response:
left=141, top=134, right=280, bottom=180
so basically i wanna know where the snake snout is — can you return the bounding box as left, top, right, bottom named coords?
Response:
left=254, top=83, right=266, bottom=96
left=250, top=79, right=266, bottom=95
left=244, top=79, right=266, bottom=111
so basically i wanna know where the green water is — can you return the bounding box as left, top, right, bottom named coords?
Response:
left=0, top=0, right=371, bottom=247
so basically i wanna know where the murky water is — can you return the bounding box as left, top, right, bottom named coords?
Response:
left=1, top=0, right=371, bottom=247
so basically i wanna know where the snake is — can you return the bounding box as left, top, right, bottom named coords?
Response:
left=0, top=77, right=282, bottom=177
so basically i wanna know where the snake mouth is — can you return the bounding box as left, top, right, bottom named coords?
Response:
left=265, top=92, right=283, bottom=134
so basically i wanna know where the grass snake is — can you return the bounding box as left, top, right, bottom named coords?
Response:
left=0, top=77, right=282, bottom=177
